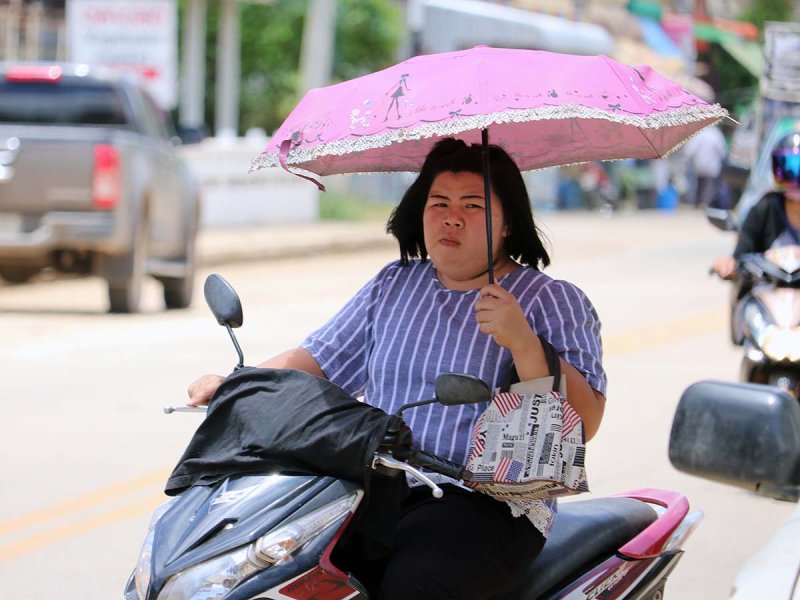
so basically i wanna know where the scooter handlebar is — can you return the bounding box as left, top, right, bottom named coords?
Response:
left=394, top=446, right=466, bottom=481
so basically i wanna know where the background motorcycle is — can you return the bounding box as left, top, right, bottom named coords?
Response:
left=125, top=274, right=701, bottom=600
left=732, top=247, right=800, bottom=395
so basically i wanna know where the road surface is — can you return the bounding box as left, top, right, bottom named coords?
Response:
left=0, top=209, right=794, bottom=599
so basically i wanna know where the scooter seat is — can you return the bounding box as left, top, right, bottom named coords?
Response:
left=490, top=497, right=658, bottom=600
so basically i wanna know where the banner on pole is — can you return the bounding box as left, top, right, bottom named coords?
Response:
left=67, top=0, right=177, bottom=110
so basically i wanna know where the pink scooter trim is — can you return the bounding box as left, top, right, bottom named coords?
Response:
left=612, top=488, right=690, bottom=559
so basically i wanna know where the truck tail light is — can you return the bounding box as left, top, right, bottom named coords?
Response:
left=5, top=65, right=62, bottom=82
left=92, top=144, right=120, bottom=209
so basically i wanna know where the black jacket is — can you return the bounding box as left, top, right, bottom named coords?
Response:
left=734, top=192, right=798, bottom=257
left=164, top=367, right=408, bottom=555
left=165, top=367, right=399, bottom=494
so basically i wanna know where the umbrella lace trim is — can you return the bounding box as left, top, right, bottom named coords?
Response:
left=251, top=103, right=729, bottom=172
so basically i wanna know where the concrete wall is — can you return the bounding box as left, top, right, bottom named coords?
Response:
left=180, top=134, right=320, bottom=228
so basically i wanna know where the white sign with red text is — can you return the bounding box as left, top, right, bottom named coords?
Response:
left=66, top=0, right=177, bottom=109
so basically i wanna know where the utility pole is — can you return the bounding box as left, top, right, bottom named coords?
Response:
left=180, top=0, right=207, bottom=135
left=3, top=0, right=22, bottom=61
left=407, top=0, right=424, bottom=56
left=299, top=0, right=337, bottom=95
left=215, top=0, right=241, bottom=138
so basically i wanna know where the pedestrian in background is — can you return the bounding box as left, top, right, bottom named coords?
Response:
left=630, top=158, right=657, bottom=209
left=684, top=124, right=728, bottom=209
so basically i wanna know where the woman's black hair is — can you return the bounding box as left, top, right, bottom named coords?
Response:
left=387, top=137, right=551, bottom=269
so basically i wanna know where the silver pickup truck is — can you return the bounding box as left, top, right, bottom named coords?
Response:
left=0, top=63, right=200, bottom=313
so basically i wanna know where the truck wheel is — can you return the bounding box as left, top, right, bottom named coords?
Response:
left=107, top=219, right=148, bottom=314
left=0, top=266, right=39, bottom=284
left=161, top=214, right=198, bottom=310
left=162, top=255, right=196, bottom=309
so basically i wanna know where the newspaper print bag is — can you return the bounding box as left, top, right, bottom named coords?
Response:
left=465, top=338, right=589, bottom=500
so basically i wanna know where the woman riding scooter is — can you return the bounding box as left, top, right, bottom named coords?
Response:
left=713, top=132, right=800, bottom=280
left=711, top=133, right=800, bottom=393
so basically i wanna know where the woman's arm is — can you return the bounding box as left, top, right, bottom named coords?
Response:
left=475, top=283, right=606, bottom=441
left=187, top=348, right=325, bottom=406
left=507, top=332, right=605, bottom=441
left=257, top=347, right=325, bottom=377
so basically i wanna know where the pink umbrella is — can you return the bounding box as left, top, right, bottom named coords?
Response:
left=252, top=46, right=728, bottom=280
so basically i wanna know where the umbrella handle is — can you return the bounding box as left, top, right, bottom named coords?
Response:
left=482, top=129, right=495, bottom=285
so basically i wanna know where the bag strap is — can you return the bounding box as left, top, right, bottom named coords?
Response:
left=501, top=337, right=562, bottom=393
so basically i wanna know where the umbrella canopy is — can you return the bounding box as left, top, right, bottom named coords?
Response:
left=253, top=46, right=728, bottom=282
left=252, top=46, right=728, bottom=178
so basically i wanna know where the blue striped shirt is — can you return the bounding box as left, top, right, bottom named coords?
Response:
left=303, top=259, right=605, bottom=459
left=302, top=260, right=605, bottom=534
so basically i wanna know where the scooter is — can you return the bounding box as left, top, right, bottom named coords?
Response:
left=125, top=274, right=701, bottom=600
left=706, top=209, right=800, bottom=396
left=723, top=245, right=800, bottom=396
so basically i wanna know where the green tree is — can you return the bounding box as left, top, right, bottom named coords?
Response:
left=701, top=0, right=793, bottom=118
left=705, top=44, right=758, bottom=116
left=194, top=0, right=403, bottom=135
left=739, top=0, right=793, bottom=31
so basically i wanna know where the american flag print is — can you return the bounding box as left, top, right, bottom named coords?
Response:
left=561, top=398, right=583, bottom=438
left=493, top=455, right=512, bottom=482
left=469, top=429, right=486, bottom=461
left=506, top=460, right=524, bottom=482
left=465, top=386, right=589, bottom=501
left=493, top=392, right=523, bottom=417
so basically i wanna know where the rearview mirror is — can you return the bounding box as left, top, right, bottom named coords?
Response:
left=435, top=373, right=492, bottom=406
left=669, top=380, right=800, bottom=500
left=203, top=274, right=245, bottom=370
left=204, top=274, right=243, bottom=328
left=705, top=207, right=738, bottom=232
left=395, top=373, right=491, bottom=418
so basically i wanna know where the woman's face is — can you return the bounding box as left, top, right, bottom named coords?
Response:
left=422, top=171, right=511, bottom=290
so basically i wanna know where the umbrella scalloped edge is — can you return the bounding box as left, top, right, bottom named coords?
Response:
left=250, top=103, right=729, bottom=174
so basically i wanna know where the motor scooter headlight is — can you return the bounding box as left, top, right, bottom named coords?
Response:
left=742, top=301, right=770, bottom=347
left=156, top=543, right=267, bottom=600
left=156, top=492, right=361, bottom=600
left=761, top=327, right=800, bottom=362
left=134, top=498, right=177, bottom=600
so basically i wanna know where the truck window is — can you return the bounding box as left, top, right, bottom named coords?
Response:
left=129, top=86, right=174, bottom=141
left=142, top=91, right=177, bottom=141
left=0, top=80, right=129, bottom=126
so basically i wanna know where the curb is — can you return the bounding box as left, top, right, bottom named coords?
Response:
left=197, top=222, right=396, bottom=267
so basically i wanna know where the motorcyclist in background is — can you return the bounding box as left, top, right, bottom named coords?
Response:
left=713, top=132, right=800, bottom=282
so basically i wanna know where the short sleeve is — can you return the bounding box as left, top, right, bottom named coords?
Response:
left=301, top=262, right=397, bottom=396
left=530, top=280, right=606, bottom=396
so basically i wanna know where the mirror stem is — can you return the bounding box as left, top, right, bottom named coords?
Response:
left=396, top=397, right=436, bottom=418
left=225, top=324, right=245, bottom=370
